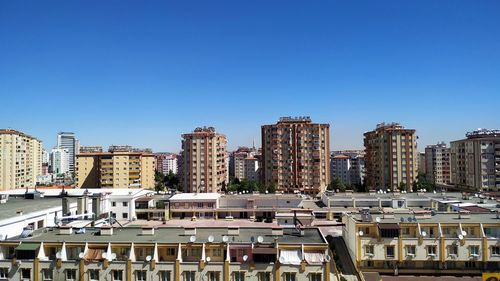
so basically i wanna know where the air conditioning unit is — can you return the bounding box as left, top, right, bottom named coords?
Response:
left=407, top=253, right=415, bottom=258
left=470, top=254, right=479, bottom=259
left=366, top=253, right=374, bottom=257
left=427, top=253, right=436, bottom=258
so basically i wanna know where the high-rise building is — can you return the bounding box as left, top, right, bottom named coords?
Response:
left=0, top=129, right=43, bottom=190
left=181, top=127, right=228, bottom=193
left=417, top=152, right=426, bottom=174
left=57, top=132, right=79, bottom=175
left=261, top=117, right=330, bottom=194
left=50, top=147, right=70, bottom=175
left=230, top=147, right=257, bottom=181
left=425, top=142, right=451, bottom=185
left=450, top=129, right=500, bottom=191
left=155, top=153, right=178, bottom=175
left=76, top=146, right=156, bottom=189
left=364, top=122, right=418, bottom=191
left=330, top=150, right=365, bottom=186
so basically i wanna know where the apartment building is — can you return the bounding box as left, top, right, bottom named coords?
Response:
left=181, top=127, right=228, bottom=193
left=57, top=132, right=79, bottom=175
left=0, top=226, right=336, bottom=281
left=261, top=117, right=330, bottom=195
left=450, top=129, right=500, bottom=192
left=0, top=129, right=43, bottom=190
left=330, top=151, right=365, bottom=186
left=364, top=123, right=418, bottom=191
left=155, top=153, right=178, bottom=175
left=50, top=147, right=70, bottom=175
left=76, top=146, right=155, bottom=189
left=343, top=211, right=500, bottom=275
left=425, top=142, right=451, bottom=185
left=229, top=147, right=259, bottom=181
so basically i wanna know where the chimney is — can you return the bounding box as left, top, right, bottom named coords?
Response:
left=142, top=226, right=155, bottom=236
left=59, top=225, right=73, bottom=235
left=272, top=227, right=283, bottom=236
left=228, top=226, right=239, bottom=236
left=184, top=227, right=196, bottom=236
left=100, top=225, right=113, bottom=236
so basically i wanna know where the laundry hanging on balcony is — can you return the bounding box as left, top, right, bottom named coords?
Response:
left=303, top=252, right=325, bottom=265
left=279, top=250, right=302, bottom=265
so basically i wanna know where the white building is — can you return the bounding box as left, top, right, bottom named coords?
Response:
left=57, top=132, right=79, bottom=175
left=50, top=147, right=70, bottom=175
left=330, top=151, right=365, bottom=185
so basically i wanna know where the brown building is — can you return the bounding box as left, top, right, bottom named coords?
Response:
left=76, top=146, right=155, bottom=189
left=364, top=122, right=418, bottom=191
left=181, top=127, right=228, bottom=193
left=261, top=117, right=330, bottom=194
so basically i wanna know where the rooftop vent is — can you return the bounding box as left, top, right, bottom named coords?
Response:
left=141, top=226, right=155, bottom=236
left=184, top=227, right=196, bottom=236
left=100, top=225, right=113, bottom=236
left=272, top=227, right=283, bottom=236
left=228, top=227, right=239, bottom=236
left=59, top=225, right=72, bottom=235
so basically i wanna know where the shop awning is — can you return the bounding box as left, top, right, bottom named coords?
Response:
left=279, top=250, right=302, bottom=265
left=15, top=243, right=40, bottom=251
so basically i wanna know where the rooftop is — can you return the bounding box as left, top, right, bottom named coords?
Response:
left=170, top=193, right=221, bottom=201
left=0, top=197, right=68, bottom=222
left=351, top=212, right=500, bottom=224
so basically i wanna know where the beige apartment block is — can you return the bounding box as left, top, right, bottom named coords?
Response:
left=76, top=146, right=155, bottom=189
left=261, top=117, right=330, bottom=194
left=181, top=127, right=228, bottom=193
left=0, top=129, right=42, bottom=190
left=425, top=142, right=451, bottom=185
left=450, top=129, right=500, bottom=192
left=364, top=123, right=418, bottom=191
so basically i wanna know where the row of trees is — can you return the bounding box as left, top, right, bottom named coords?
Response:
left=327, top=172, right=436, bottom=193
left=154, top=171, right=181, bottom=192
left=224, top=178, right=276, bottom=194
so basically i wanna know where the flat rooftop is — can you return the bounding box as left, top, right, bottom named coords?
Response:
left=352, top=212, right=500, bottom=224
left=0, top=197, right=67, bottom=221
left=13, top=227, right=326, bottom=245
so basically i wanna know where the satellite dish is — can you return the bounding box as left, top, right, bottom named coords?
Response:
left=243, top=255, right=248, bottom=262
left=421, top=231, right=427, bottom=237
left=325, top=255, right=331, bottom=262
left=461, top=231, right=467, bottom=236
left=206, top=257, right=211, bottom=262
left=250, top=236, right=255, bottom=243
left=257, top=236, right=264, bottom=243
left=358, top=231, right=364, bottom=236
left=222, top=236, right=229, bottom=243
left=407, top=217, right=412, bottom=222
left=190, top=236, right=196, bottom=243
left=458, top=234, right=464, bottom=240
left=111, top=253, right=117, bottom=260
left=146, top=255, right=152, bottom=262
left=56, top=252, right=62, bottom=259
left=102, top=253, right=107, bottom=259
left=78, top=252, right=85, bottom=259
left=279, top=256, right=286, bottom=264
left=400, top=217, right=404, bottom=222
left=208, top=235, right=214, bottom=243
left=375, top=217, right=381, bottom=223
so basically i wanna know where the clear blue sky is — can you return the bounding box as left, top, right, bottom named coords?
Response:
left=1, top=1, right=499, bottom=152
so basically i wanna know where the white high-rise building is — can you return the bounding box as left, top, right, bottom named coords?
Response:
left=57, top=132, right=79, bottom=175
left=330, top=150, right=365, bottom=186
left=51, top=147, right=70, bottom=175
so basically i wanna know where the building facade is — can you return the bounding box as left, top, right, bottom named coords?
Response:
left=330, top=151, right=365, bottom=186
left=425, top=143, right=451, bottom=185
left=450, top=129, right=500, bottom=192
left=76, top=146, right=156, bottom=189
left=0, top=129, right=43, bottom=190
left=57, top=132, right=79, bottom=175
left=364, top=123, right=418, bottom=191
left=155, top=153, right=178, bottom=175
left=181, top=127, right=228, bottom=193
left=50, top=147, right=70, bottom=175
left=261, top=117, right=330, bottom=194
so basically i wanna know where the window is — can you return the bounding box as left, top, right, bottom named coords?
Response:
left=123, top=213, right=128, bottom=219
left=112, top=270, right=123, bottom=281
left=66, top=269, right=77, bottom=281
left=386, top=246, right=395, bottom=258
left=87, top=270, right=99, bottom=281
left=160, top=271, right=171, bottom=281
left=21, top=269, right=30, bottom=281
left=167, top=248, right=176, bottom=256
left=212, top=248, right=222, bottom=257
left=123, top=202, right=128, bottom=207
left=405, top=245, right=416, bottom=256
left=207, top=272, right=220, bottom=281
left=365, top=245, right=374, bottom=255
left=136, top=270, right=146, bottom=281
left=492, top=246, right=500, bottom=256
left=258, top=272, right=271, bottom=281
left=0, top=268, right=8, bottom=279
left=469, top=245, right=479, bottom=256
left=234, top=272, right=245, bottom=281
left=309, top=273, right=321, bottom=281
left=112, top=202, right=116, bottom=207
left=183, top=272, right=196, bottom=281
left=448, top=245, right=458, bottom=256
left=283, top=272, right=296, bottom=281
left=427, top=246, right=437, bottom=256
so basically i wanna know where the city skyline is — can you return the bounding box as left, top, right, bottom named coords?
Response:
left=1, top=1, right=499, bottom=152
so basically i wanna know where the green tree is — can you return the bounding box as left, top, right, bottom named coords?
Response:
left=327, top=177, right=345, bottom=192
